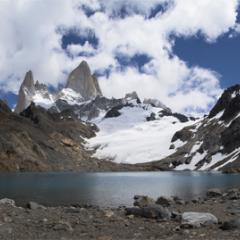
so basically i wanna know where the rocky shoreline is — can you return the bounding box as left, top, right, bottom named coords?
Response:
left=0, top=188, right=240, bottom=239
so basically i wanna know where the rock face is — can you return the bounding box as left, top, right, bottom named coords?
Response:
left=15, top=71, right=53, bottom=114
left=15, top=61, right=102, bottom=114
left=144, top=84, right=240, bottom=173
left=0, top=101, right=106, bottom=172
left=15, top=71, right=35, bottom=113
left=66, top=61, right=102, bottom=100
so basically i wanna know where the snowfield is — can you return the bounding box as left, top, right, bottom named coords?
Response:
left=87, top=105, right=193, bottom=164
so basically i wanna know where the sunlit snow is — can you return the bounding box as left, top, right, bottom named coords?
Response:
left=87, top=105, right=193, bottom=164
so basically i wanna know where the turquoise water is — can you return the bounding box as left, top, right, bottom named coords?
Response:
left=0, top=171, right=240, bottom=207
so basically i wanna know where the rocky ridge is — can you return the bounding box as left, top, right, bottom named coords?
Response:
left=14, top=61, right=102, bottom=114
left=4, top=60, right=240, bottom=172
left=149, top=84, right=240, bottom=173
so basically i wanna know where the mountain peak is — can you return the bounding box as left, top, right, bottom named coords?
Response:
left=15, top=71, right=35, bottom=113
left=209, top=84, right=240, bottom=121
left=66, top=61, right=102, bottom=100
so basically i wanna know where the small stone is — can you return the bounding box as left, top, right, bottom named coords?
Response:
left=126, top=205, right=171, bottom=220
left=27, top=201, right=45, bottom=210
left=174, top=226, right=181, bottom=232
left=53, top=221, right=73, bottom=232
left=133, top=195, right=155, bottom=207
left=105, top=210, right=114, bottom=218
left=169, top=144, right=175, bottom=150
left=207, top=188, right=222, bottom=198
left=156, top=196, right=173, bottom=207
left=0, top=198, right=15, bottom=206
left=127, top=214, right=134, bottom=219
left=220, top=218, right=240, bottom=230
left=176, top=199, right=185, bottom=205
left=97, top=236, right=112, bottom=240
left=192, top=198, right=199, bottom=204
left=3, top=216, right=12, bottom=223
left=171, top=211, right=182, bottom=221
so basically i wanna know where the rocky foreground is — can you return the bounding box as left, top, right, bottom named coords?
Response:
left=1, top=188, right=240, bottom=240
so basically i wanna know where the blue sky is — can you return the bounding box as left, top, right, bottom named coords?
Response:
left=174, top=34, right=240, bottom=89
left=0, top=0, right=240, bottom=114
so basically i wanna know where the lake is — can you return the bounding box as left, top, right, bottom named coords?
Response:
left=0, top=171, right=240, bottom=207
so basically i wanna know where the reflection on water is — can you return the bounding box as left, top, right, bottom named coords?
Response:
left=0, top=171, right=239, bottom=207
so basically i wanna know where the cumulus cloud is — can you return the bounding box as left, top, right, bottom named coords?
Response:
left=0, top=0, right=239, bottom=114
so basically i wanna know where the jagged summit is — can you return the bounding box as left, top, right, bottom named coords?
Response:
left=14, top=61, right=103, bottom=113
left=66, top=60, right=102, bottom=100
left=209, top=84, right=240, bottom=122
left=15, top=71, right=35, bottom=113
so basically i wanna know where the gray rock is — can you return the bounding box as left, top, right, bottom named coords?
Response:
left=175, top=199, right=185, bottom=205
left=220, top=218, right=240, bottom=230
left=15, top=71, right=35, bottom=113
left=171, top=211, right=182, bottom=221
left=226, top=188, right=240, bottom=200
left=156, top=196, right=173, bottom=207
left=0, top=198, right=15, bottom=206
left=124, top=91, right=141, bottom=104
left=53, top=221, right=73, bottom=232
left=0, top=100, right=12, bottom=113
left=181, top=212, right=218, bottom=228
left=143, top=98, right=169, bottom=110
left=27, top=201, right=46, bottom=210
left=207, top=188, right=222, bottom=198
left=126, top=205, right=171, bottom=220
left=169, top=144, right=175, bottom=150
left=66, top=61, right=102, bottom=100
left=146, top=113, right=156, bottom=122
left=133, top=195, right=155, bottom=207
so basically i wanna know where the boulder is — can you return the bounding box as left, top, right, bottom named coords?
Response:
left=181, top=212, right=218, bottom=228
left=226, top=188, right=240, bottom=200
left=207, top=188, right=222, bottom=198
left=27, top=201, right=45, bottom=210
left=156, top=196, right=173, bottom=207
left=220, top=218, right=240, bottom=230
left=105, top=105, right=122, bottom=118
left=146, top=113, right=156, bottom=121
left=133, top=195, right=155, bottom=207
left=0, top=198, right=15, bottom=206
left=126, top=205, right=171, bottom=220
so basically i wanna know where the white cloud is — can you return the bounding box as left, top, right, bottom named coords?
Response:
left=0, top=0, right=239, bottom=114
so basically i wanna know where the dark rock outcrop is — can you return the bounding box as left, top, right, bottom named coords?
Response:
left=0, top=101, right=100, bottom=171
left=209, top=84, right=240, bottom=122
left=126, top=205, right=171, bottom=220
left=0, top=100, right=11, bottom=113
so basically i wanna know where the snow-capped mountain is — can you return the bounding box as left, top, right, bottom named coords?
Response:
left=12, top=60, right=240, bottom=173
left=15, top=61, right=102, bottom=113
left=159, top=84, right=240, bottom=173
left=87, top=101, right=194, bottom=164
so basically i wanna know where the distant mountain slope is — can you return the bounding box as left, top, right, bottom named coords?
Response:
left=0, top=99, right=108, bottom=171
left=87, top=99, right=194, bottom=164
left=151, top=84, right=240, bottom=173
left=14, top=61, right=102, bottom=114
left=9, top=60, right=240, bottom=173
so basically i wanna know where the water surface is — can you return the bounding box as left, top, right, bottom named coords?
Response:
left=0, top=171, right=240, bottom=207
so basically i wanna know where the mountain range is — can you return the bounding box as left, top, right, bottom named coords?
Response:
left=0, top=60, right=240, bottom=173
